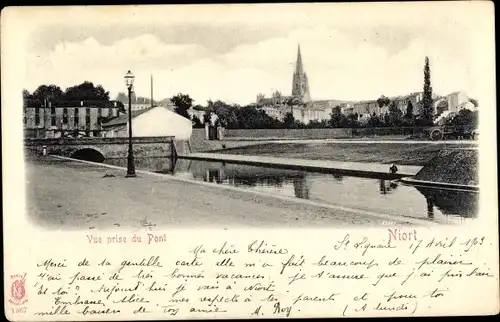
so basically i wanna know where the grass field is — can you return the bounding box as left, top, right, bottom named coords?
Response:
left=215, top=142, right=456, bottom=166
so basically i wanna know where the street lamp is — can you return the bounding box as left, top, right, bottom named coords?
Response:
left=124, top=70, right=136, bottom=177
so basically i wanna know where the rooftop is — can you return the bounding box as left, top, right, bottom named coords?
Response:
left=101, top=106, right=155, bottom=127
left=447, top=91, right=465, bottom=96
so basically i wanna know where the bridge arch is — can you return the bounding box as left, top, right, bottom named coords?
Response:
left=71, top=148, right=105, bottom=163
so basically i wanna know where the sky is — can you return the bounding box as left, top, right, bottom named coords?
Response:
left=21, top=3, right=491, bottom=106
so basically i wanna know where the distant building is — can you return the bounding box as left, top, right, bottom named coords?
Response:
left=101, top=105, right=192, bottom=140
left=116, top=92, right=176, bottom=111
left=434, top=97, right=448, bottom=116
left=256, top=45, right=352, bottom=124
left=342, top=104, right=354, bottom=115
left=352, top=92, right=426, bottom=120
left=392, top=92, right=424, bottom=115
left=312, top=100, right=339, bottom=112
left=432, top=91, right=473, bottom=115
left=446, top=91, right=469, bottom=113
left=157, top=98, right=176, bottom=110
left=291, top=45, right=312, bottom=103
left=260, top=106, right=290, bottom=122
left=353, top=100, right=379, bottom=119
left=132, top=103, right=153, bottom=111
left=188, top=106, right=206, bottom=122
left=256, top=90, right=291, bottom=121
left=291, top=105, right=331, bottom=124
left=23, top=99, right=125, bottom=139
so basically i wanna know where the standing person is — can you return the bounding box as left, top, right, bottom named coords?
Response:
left=219, top=119, right=226, bottom=140
left=203, top=111, right=212, bottom=140
left=216, top=118, right=225, bottom=140
left=389, top=163, right=398, bottom=174
left=211, top=113, right=219, bottom=140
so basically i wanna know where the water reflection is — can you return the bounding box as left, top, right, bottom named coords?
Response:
left=293, top=177, right=310, bottom=199
left=103, top=157, right=479, bottom=222
left=331, top=174, right=343, bottom=182
left=427, top=198, right=435, bottom=220
left=193, top=160, right=311, bottom=199
left=415, top=186, right=478, bottom=218
left=206, top=169, right=222, bottom=184
left=378, top=180, right=399, bottom=195
left=105, top=157, right=175, bottom=174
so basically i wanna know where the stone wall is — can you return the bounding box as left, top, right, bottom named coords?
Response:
left=413, top=149, right=478, bottom=186
left=187, top=127, right=429, bottom=153
left=190, top=128, right=209, bottom=151
left=24, top=136, right=175, bottom=159
left=220, top=127, right=426, bottom=139
left=223, top=128, right=353, bottom=139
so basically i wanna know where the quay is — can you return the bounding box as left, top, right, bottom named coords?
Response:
left=179, top=152, right=422, bottom=180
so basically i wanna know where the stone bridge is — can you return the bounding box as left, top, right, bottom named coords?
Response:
left=24, top=136, right=176, bottom=162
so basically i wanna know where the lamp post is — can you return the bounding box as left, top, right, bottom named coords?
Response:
left=124, top=70, right=136, bottom=177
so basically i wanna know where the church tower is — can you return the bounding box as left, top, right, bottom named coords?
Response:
left=291, top=44, right=311, bottom=103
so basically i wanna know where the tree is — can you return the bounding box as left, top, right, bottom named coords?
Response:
left=367, top=112, right=383, bottom=128
left=203, top=111, right=212, bottom=124
left=64, top=81, right=110, bottom=101
left=23, top=89, right=31, bottom=100
left=405, top=100, right=414, bottom=118
left=329, top=105, right=348, bottom=128
left=31, top=84, right=64, bottom=104
left=422, top=56, right=434, bottom=124
left=115, top=92, right=128, bottom=104
left=283, top=112, right=296, bottom=128
left=346, top=113, right=360, bottom=128
left=383, top=112, right=390, bottom=126
left=377, top=95, right=390, bottom=109
left=234, top=105, right=281, bottom=129
left=436, top=100, right=448, bottom=116
left=192, top=104, right=205, bottom=111
left=402, top=100, right=415, bottom=126
left=210, top=100, right=239, bottom=129
left=449, top=109, right=478, bottom=128
left=171, top=93, right=194, bottom=119
left=387, top=101, right=403, bottom=127
left=192, top=115, right=204, bottom=128
left=307, top=119, right=329, bottom=129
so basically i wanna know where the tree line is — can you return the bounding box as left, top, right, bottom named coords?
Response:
left=23, top=82, right=111, bottom=105
left=169, top=93, right=460, bottom=130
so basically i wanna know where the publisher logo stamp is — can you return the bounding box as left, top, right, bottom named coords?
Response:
left=9, top=273, right=28, bottom=305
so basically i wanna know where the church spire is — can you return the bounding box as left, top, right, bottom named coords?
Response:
left=291, top=44, right=311, bottom=103
left=295, top=44, right=303, bottom=75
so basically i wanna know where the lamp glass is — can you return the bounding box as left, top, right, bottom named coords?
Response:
left=124, top=70, right=135, bottom=87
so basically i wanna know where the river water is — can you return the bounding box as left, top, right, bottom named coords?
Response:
left=104, top=157, right=479, bottom=225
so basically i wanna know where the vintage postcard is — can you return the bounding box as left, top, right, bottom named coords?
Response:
left=2, top=2, right=498, bottom=320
